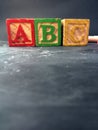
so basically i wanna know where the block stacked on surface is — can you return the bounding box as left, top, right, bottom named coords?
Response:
left=6, top=19, right=35, bottom=47
left=62, top=19, right=90, bottom=46
left=34, top=18, right=61, bottom=46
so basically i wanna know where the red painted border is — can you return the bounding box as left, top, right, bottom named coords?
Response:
left=6, top=18, right=35, bottom=47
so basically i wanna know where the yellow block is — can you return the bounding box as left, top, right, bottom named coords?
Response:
left=62, top=19, right=90, bottom=46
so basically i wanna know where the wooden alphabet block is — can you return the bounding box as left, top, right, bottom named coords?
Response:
left=62, top=19, right=90, bottom=46
left=6, top=18, right=35, bottom=47
left=34, top=18, right=61, bottom=46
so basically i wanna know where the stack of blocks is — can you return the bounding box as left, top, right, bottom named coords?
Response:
left=6, top=18, right=90, bottom=47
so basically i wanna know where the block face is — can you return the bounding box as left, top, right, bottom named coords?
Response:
left=62, top=19, right=90, bottom=46
left=34, top=18, right=61, bottom=46
left=6, top=19, right=35, bottom=47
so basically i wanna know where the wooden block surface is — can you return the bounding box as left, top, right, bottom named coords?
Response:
left=34, top=18, right=61, bottom=46
left=62, top=19, right=90, bottom=46
left=6, top=18, right=35, bottom=47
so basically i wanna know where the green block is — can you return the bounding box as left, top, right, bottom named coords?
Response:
left=34, top=18, right=61, bottom=47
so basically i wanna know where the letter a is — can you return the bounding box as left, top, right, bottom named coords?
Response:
left=13, top=25, right=31, bottom=43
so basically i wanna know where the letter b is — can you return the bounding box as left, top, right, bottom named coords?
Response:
left=41, top=25, right=56, bottom=42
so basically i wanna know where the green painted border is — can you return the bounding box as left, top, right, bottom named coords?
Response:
left=34, top=18, right=61, bottom=47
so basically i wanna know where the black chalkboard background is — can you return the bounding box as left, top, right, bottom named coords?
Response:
left=0, top=0, right=98, bottom=40
left=0, top=42, right=98, bottom=130
left=0, top=1, right=98, bottom=130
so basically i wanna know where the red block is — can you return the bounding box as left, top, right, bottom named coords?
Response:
left=6, top=19, right=35, bottom=47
